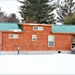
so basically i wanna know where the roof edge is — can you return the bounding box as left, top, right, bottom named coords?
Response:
left=18, top=23, right=53, bottom=26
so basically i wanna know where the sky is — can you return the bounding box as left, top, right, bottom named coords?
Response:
left=0, top=0, right=22, bottom=19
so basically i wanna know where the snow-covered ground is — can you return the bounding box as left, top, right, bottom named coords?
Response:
left=0, top=54, right=75, bottom=74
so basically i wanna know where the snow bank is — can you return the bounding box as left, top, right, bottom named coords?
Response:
left=0, top=54, right=75, bottom=74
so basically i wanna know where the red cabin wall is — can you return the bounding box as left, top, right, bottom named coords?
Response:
left=2, top=25, right=72, bottom=51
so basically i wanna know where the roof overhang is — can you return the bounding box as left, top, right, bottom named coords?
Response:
left=19, top=23, right=53, bottom=26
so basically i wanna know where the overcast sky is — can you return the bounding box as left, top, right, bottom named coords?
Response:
left=0, top=0, right=22, bottom=19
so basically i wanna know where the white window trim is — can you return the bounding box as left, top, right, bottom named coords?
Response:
left=38, top=27, right=43, bottom=31
left=33, top=26, right=43, bottom=31
left=32, top=35, right=37, bottom=41
left=9, top=34, right=18, bottom=39
left=48, top=35, right=55, bottom=47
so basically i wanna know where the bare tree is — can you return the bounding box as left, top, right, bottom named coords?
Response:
left=0, top=8, right=19, bottom=23
left=6, top=13, right=20, bottom=23
left=0, top=8, right=5, bottom=22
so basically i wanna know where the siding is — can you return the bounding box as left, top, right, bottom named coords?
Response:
left=2, top=25, right=72, bottom=51
left=0, top=32, right=2, bottom=50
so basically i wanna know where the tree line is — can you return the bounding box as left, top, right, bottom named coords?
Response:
left=0, top=0, right=75, bottom=24
left=0, top=10, right=19, bottom=23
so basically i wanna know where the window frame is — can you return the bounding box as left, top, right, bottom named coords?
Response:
left=33, top=26, right=43, bottom=31
left=33, top=26, right=38, bottom=30
left=48, top=35, right=54, bottom=47
left=32, top=35, right=37, bottom=41
left=9, top=34, right=18, bottom=39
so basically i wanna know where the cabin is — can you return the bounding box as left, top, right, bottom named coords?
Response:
left=0, top=22, right=75, bottom=54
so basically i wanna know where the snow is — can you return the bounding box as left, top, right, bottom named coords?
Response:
left=0, top=54, right=75, bottom=74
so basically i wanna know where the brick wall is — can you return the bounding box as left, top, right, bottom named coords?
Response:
left=2, top=25, right=72, bottom=51
left=0, top=32, right=2, bottom=50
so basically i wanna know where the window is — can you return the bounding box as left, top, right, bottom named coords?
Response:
left=48, top=35, right=54, bottom=47
left=32, top=35, right=37, bottom=41
left=9, top=34, right=18, bottom=39
left=33, top=26, right=43, bottom=31
left=33, top=26, right=38, bottom=30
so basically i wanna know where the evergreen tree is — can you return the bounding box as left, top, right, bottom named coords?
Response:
left=18, top=0, right=56, bottom=24
left=56, top=0, right=75, bottom=22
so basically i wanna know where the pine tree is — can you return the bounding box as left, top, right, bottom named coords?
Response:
left=18, top=0, right=56, bottom=24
